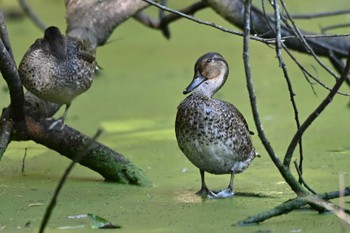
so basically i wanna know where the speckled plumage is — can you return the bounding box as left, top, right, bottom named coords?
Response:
left=18, top=26, right=96, bottom=129
left=175, top=52, right=257, bottom=198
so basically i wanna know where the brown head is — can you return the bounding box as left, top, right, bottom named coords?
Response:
left=183, top=52, right=229, bottom=98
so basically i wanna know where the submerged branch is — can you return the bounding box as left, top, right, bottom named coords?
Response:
left=12, top=117, right=150, bottom=186
left=237, top=187, right=350, bottom=225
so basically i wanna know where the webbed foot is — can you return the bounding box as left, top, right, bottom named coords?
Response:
left=196, top=187, right=234, bottom=199
left=211, top=188, right=235, bottom=198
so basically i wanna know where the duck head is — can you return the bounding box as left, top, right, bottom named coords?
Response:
left=183, top=52, right=229, bottom=98
left=41, top=26, right=67, bottom=60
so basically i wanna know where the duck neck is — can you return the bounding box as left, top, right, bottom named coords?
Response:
left=193, top=72, right=228, bottom=98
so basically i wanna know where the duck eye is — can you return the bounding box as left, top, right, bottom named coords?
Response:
left=206, top=58, right=212, bottom=63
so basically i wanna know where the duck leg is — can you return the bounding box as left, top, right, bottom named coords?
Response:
left=196, top=170, right=214, bottom=197
left=212, top=172, right=235, bottom=198
left=228, top=172, right=235, bottom=191
left=214, top=171, right=235, bottom=198
left=195, top=169, right=225, bottom=198
left=48, top=103, right=71, bottom=131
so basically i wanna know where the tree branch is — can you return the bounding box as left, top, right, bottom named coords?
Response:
left=18, top=0, right=47, bottom=31
left=237, top=187, right=350, bottom=225
left=290, top=10, right=350, bottom=19
left=65, top=0, right=149, bottom=48
left=12, top=117, right=150, bottom=186
left=270, top=0, right=305, bottom=183
left=134, top=1, right=207, bottom=39
left=283, top=50, right=350, bottom=167
left=242, top=0, right=308, bottom=196
left=0, top=10, right=25, bottom=122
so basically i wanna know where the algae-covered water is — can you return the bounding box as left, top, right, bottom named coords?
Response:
left=1, top=0, right=350, bottom=232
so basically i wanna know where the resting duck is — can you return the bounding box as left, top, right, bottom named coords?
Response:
left=175, top=52, right=258, bottom=198
left=18, top=26, right=96, bottom=130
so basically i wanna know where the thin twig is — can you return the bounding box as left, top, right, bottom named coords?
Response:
left=143, top=0, right=350, bottom=95
left=38, top=129, right=102, bottom=233
left=293, top=160, right=316, bottom=194
left=284, top=50, right=350, bottom=167
left=290, top=10, right=350, bottom=19
left=322, top=23, right=350, bottom=34
left=158, top=0, right=170, bottom=38
left=21, top=148, right=27, bottom=173
left=279, top=0, right=339, bottom=80
left=261, top=0, right=347, bottom=97
left=18, top=0, right=47, bottom=31
left=159, top=1, right=207, bottom=38
left=272, top=0, right=304, bottom=174
left=282, top=44, right=350, bottom=96
left=242, top=0, right=306, bottom=195
left=142, top=0, right=270, bottom=43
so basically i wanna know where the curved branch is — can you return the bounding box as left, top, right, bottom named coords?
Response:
left=242, top=0, right=307, bottom=196
left=0, top=10, right=24, bottom=122
left=134, top=1, right=208, bottom=39
left=13, top=117, right=151, bottom=186
left=283, top=51, right=350, bottom=167
left=237, top=187, right=350, bottom=225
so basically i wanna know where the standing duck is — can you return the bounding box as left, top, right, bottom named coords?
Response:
left=18, top=26, right=96, bottom=130
left=175, top=52, right=257, bottom=198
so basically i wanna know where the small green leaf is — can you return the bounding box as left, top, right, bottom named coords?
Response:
left=87, top=213, right=121, bottom=229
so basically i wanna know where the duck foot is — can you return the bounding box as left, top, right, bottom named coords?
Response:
left=211, top=188, right=235, bottom=198
left=196, top=187, right=234, bottom=199
left=47, top=118, right=65, bottom=131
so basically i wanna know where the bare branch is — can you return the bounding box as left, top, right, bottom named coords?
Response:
left=142, top=0, right=267, bottom=43
left=0, top=116, right=12, bottom=160
left=158, top=1, right=208, bottom=38
left=242, top=0, right=307, bottom=195
left=0, top=10, right=25, bottom=122
left=290, top=10, right=350, bottom=19
left=293, top=160, right=317, bottom=194
left=278, top=0, right=340, bottom=80
left=237, top=187, right=350, bottom=225
left=18, top=0, right=47, bottom=31
left=39, top=130, right=102, bottom=233
left=271, top=0, right=305, bottom=182
left=0, top=10, right=14, bottom=60
left=12, top=117, right=150, bottom=185
left=322, top=23, right=350, bottom=34
left=283, top=50, right=350, bottom=167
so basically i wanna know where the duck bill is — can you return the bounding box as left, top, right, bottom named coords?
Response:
left=183, top=75, right=207, bottom=94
